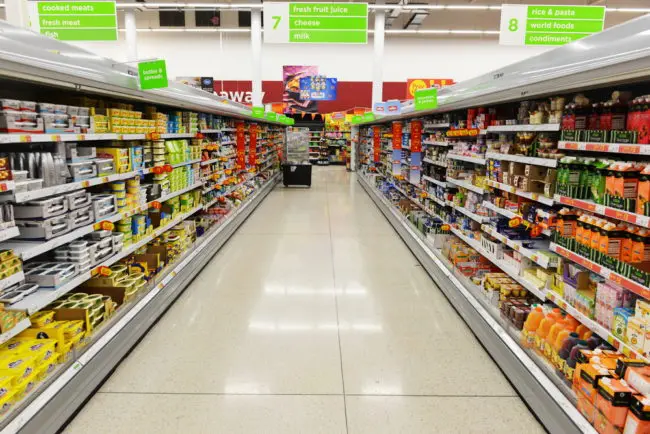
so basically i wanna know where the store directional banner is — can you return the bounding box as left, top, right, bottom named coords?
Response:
left=500, top=5, right=605, bottom=46
left=28, top=1, right=117, bottom=41
left=264, top=2, right=368, bottom=44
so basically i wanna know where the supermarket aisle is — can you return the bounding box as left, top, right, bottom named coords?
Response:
left=64, top=167, right=544, bottom=434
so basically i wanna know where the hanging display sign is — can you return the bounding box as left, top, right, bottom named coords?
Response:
left=351, top=115, right=363, bottom=124
left=200, top=77, right=214, bottom=93
left=299, top=76, right=338, bottom=100
left=251, top=107, right=265, bottom=118
left=28, top=1, right=117, bottom=41
left=236, top=122, right=246, bottom=170
left=414, top=88, right=438, bottom=111
left=406, top=79, right=455, bottom=99
left=137, top=60, right=168, bottom=90
left=363, top=112, right=375, bottom=122
left=409, top=120, right=422, bottom=185
left=373, top=102, right=387, bottom=115
left=263, top=2, right=368, bottom=44
left=386, top=100, right=402, bottom=115
left=392, top=122, right=403, bottom=176
left=499, top=5, right=605, bottom=46
left=373, top=126, right=381, bottom=163
left=331, top=112, right=345, bottom=120
left=265, top=112, right=278, bottom=121
left=249, top=124, right=257, bottom=166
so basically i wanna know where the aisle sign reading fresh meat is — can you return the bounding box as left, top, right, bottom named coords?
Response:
left=500, top=5, right=605, bottom=46
left=28, top=1, right=117, bottom=41
left=373, top=126, right=381, bottom=163
left=263, top=2, right=368, bottom=44
left=236, top=122, right=246, bottom=170
left=249, top=124, right=257, bottom=166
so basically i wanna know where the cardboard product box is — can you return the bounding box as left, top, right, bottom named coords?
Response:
left=525, top=164, right=548, bottom=180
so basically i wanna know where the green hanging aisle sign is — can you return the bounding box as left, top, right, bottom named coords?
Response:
left=29, top=1, right=118, bottom=41
left=414, top=88, right=438, bottom=111
left=138, top=60, right=169, bottom=90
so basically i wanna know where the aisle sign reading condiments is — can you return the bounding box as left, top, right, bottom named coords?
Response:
left=137, top=60, right=169, bottom=90
left=28, top=1, right=117, bottom=41
left=499, top=5, right=605, bottom=46
left=414, top=88, right=438, bottom=111
left=263, top=2, right=368, bottom=44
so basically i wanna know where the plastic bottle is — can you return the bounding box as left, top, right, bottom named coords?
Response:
left=586, top=335, right=602, bottom=350
left=536, top=309, right=561, bottom=354
left=522, top=306, right=544, bottom=348
left=558, top=332, right=581, bottom=361
left=545, top=318, right=567, bottom=359
left=575, top=324, right=590, bottom=339
left=567, top=340, right=590, bottom=369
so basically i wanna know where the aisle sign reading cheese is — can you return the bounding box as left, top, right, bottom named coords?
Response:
left=500, top=5, right=605, bottom=46
left=264, top=2, right=368, bottom=44
left=28, top=1, right=117, bottom=41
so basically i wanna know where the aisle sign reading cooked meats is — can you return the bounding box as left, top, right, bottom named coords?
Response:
left=28, top=1, right=118, bottom=41
left=236, top=122, right=246, bottom=170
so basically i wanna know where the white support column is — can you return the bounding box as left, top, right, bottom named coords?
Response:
left=372, top=0, right=386, bottom=105
left=251, top=5, right=263, bottom=107
left=125, top=10, right=138, bottom=62
left=5, top=0, right=29, bottom=28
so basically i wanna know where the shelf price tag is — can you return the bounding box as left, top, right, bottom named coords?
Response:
left=499, top=5, right=605, bottom=46
left=263, top=2, right=368, bottom=44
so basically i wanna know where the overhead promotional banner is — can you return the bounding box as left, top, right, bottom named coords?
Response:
left=28, top=1, right=117, bottom=41
left=406, top=79, right=455, bottom=99
left=299, top=76, right=338, bottom=100
left=386, top=100, right=402, bottom=115
left=200, top=77, right=214, bottom=93
left=138, top=60, right=168, bottom=90
left=373, top=102, right=387, bottom=115
left=283, top=65, right=319, bottom=114
left=391, top=122, right=403, bottom=176
left=500, top=5, right=606, bottom=46
left=264, top=2, right=368, bottom=44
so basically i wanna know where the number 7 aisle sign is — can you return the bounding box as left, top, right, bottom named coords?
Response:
left=500, top=4, right=605, bottom=46
left=263, top=2, right=368, bottom=44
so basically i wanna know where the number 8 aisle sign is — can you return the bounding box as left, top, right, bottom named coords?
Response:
left=263, top=2, right=368, bottom=44
left=500, top=4, right=605, bottom=46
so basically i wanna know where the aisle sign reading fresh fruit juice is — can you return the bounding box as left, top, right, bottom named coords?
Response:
left=500, top=5, right=605, bottom=46
left=28, top=1, right=117, bottom=41
left=263, top=2, right=368, bottom=44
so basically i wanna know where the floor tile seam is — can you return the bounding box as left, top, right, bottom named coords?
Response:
left=323, top=170, right=350, bottom=434
left=97, top=391, right=519, bottom=398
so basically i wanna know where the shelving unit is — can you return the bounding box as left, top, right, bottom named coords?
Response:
left=0, top=21, right=286, bottom=434
left=353, top=18, right=650, bottom=433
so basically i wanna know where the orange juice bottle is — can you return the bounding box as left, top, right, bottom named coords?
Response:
left=545, top=318, right=567, bottom=360
left=522, top=306, right=544, bottom=348
left=631, top=229, right=648, bottom=264
left=576, top=324, right=590, bottom=339
left=535, top=309, right=560, bottom=354
left=590, top=218, right=604, bottom=251
left=553, top=327, right=574, bottom=369
left=621, top=225, right=637, bottom=263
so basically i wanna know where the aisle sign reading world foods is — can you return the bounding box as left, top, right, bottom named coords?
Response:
left=263, top=2, right=368, bottom=44
left=28, top=1, right=117, bottom=41
left=500, top=5, right=605, bottom=46
left=138, top=60, right=168, bottom=90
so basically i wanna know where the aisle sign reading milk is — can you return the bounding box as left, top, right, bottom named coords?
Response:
left=28, top=1, right=117, bottom=41
left=500, top=5, right=605, bottom=46
left=264, top=2, right=368, bottom=44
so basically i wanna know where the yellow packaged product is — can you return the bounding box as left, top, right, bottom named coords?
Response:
left=69, top=331, right=85, bottom=349
left=0, top=388, right=18, bottom=417
left=30, top=311, right=55, bottom=327
left=13, top=371, right=38, bottom=400
left=0, top=375, right=14, bottom=400
left=61, top=321, right=84, bottom=340
left=20, top=339, right=57, bottom=366
left=33, top=355, right=58, bottom=381
left=18, top=322, right=67, bottom=347
left=0, top=353, right=35, bottom=383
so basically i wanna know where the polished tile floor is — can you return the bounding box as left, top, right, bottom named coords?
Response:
left=64, top=167, right=545, bottom=434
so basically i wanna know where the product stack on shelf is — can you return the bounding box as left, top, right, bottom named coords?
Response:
left=0, top=22, right=285, bottom=432
left=356, top=19, right=650, bottom=433
left=323, top=129, right=349, bottom=165
left=308, top=129, right=322, bottom=164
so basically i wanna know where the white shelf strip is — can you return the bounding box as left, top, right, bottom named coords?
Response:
left=446, top=153, right=487, bottom=165
left=422, top=175, right=446, bottom=188
left=486, top=124, right=561, bottom=132
left=422, top=141, right=448, bottom=147
left=0, top=318, right=31, bottom=346
left=0, top=272, right=25, bottom=292
left=449, top=227, right=547, bottom=301
left=481, top=225, right=557, bottom=269
left=485, top=152, right=559, bottom=168
left=487, top=180, right=555, bottom=206
left=454, top=206, right=490, bottom=223
left=482, top=201, right=519, bottom=220
left=446, top=177, right=486, bottom=194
